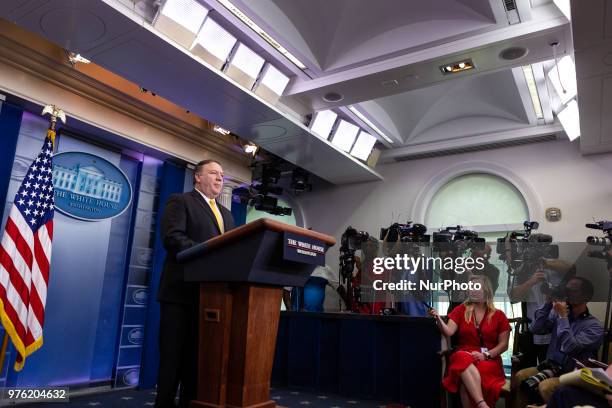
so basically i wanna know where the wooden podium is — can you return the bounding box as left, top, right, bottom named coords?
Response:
left=177, top=219, right=335, bottom=408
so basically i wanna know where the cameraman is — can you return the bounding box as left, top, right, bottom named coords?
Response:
left=508, top=259, right=571, bottom=367
left=512, top=276, right=604, bottom=407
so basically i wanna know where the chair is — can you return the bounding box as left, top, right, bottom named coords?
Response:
left=439, top=317, right=527, bottom=408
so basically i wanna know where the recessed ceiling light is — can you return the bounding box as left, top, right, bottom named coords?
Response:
left=323, top=92, right=344, bottom=103
left=500, top=46, right=529, bottom=61
left=439, top=59, right=475, bottom=75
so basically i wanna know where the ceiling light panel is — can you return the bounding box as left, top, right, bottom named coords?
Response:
left=229, top=43, right=265, bottom=79
left=310, top=110, right=337, bottom=140
left=259, top=64, right=290, bottom=96
left=191, top=17, right=237, bottom=68
left=547, top=55, right=577, bottom=104
left=332, top=120, right=360, bottom=152
left=557, top=99, right=580, bottom=141
left=522, top=65, right=544, bottom=119
left=350, top=131, right=377, bottom=161
left=154, top=0, right=209, bottom=48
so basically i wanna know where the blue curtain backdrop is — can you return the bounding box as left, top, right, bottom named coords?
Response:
left=139, top=161, right=185, bottom=389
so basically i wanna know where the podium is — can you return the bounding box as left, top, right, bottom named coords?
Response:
left=177, top=218, right=335, bottom=408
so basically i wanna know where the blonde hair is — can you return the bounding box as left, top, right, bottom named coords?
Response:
left=463, top=275, right=496, bottom=324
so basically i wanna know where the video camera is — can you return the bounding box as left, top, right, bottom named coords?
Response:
left=586, top=221, right=612, bottom=268
left=497, top=221, right=559, bottom=273
left=338, top=226, right=371, bottom=311
left=339, top=227, right=370, bottom=278
left=380, top=222, right=429, bottom=243
left=432, top=225, right=484, bottom=255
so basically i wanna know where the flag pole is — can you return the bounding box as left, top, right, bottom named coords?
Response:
left=41, top=104, right=66, bottom=151
left=0, top=105, right=65, bottom=372
left=0, top=333, right=8, bottom=372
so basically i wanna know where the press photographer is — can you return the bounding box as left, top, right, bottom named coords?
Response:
left=586, top=220, right=612, bottom=362
left=512, top=276, right=604, bottom=408
left=503, top=221, right=567, bottom=367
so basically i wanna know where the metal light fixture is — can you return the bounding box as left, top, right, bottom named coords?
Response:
left=440, top=59, right=475, bottom=75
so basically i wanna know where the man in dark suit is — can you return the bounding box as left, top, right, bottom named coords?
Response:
left=155, top=159, right=235, bottom=408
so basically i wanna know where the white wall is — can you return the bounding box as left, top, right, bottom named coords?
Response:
left=296, top=139, right=612, bottom=317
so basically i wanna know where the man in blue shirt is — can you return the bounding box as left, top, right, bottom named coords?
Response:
left=512, top=276, right=604, bottom=408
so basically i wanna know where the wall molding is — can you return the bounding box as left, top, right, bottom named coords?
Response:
left=410, top=160, right=544, bottom=225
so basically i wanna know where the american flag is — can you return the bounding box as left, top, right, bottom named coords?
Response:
left=0, top=130, right=55, bottom=371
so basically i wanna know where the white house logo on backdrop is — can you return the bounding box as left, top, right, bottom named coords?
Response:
left=132, top=288, right=148, bottom=305
left=127, top=327, right=144, bottom=345
left=52, top=152, right=132, bottom=221
left=122, top=368, right=139, bottom=386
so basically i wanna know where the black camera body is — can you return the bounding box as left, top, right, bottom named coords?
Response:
left=521, top=359, right=563, bottom=399
left=497, top=221, right=559, bottom=272
left=586, top=221, right=612, bottom=268
left=380, top=222, right=429, bottom=243
left=339, top=227, right=370, bottom=279
left=432, top=225, right=484, bottom=255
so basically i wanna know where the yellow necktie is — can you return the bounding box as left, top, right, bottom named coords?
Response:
left=209, top=199, right=224, bottom=233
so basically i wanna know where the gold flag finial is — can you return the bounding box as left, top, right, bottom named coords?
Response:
left=41, top=105, right=66, bottom=149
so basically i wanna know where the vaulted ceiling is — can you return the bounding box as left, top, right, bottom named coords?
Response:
left=0, top=0, right=600, bottom=183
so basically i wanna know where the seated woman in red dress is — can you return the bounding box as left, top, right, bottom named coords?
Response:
left=429, top=275, right=511, bottom=408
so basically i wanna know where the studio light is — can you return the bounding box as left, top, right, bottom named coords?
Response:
left=557, top=99, right=580, bottom=141
left=547, top=55, right=577, bottom=104
left=350, top=131, right=377, bottom=161
left=244, top=143, right=258, bottom=156
left=153, top=0, right=209, bottom=48
left=190, top=17, right=237, bottom=69
left=332, top=120, right=360, bottom=152
left=291, top=168, right=312, bottom=194
left=310, top=110, right=337, bottom=140
left=67, top=52, right=91, bottom=66
left=213, top=125, right=231, bottom=135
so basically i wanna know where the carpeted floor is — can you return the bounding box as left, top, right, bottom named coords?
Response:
left=9, top=387, right=388, bottom=408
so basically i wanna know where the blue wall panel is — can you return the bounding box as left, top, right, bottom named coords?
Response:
left=0, top=103, right=22, bottom=216
left=139, top=161, right=185, bottom=389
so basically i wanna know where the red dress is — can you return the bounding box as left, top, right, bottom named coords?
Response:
left=443, top=304, right=511, bottom=407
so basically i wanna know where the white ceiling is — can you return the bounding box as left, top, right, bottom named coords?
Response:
left=234, top=0, right=576, bottom=160
left=229, top=0, right=497, bottom=73
left=0, top=0, right=603, bottom=183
